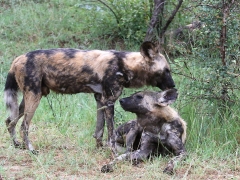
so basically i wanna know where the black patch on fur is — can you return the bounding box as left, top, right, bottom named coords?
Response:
left=26, top=49, right=56, bottom=59
left=52, top=65, right=99, bottom=93
left=147, top=67, right=175, bottom=90
left=81, top=65, right=94, bottom=74
left=102, top=57, right=121, bottom=97
left=170, top=120, right=184, bottom=135
left=24, top=59, right=41, bottom=95
left=116, top=53, right=131, bottom=85
left=63, top=49, right=78, bottom=59
left=19, top=99, right=25, bottom=114
left=112, top=51, right=128, bottom=60
left=159, top=68, right=175, bottom=89
left=4, top=73, right=18, bottom=91
left=140, top=41, right=155, bottom=59
left=105, top=51, right=131, bottom=88
left=80, top=65, right=99, bottom=83
left=47, top=64, right=57, bottom=71
left=163, top=88, right=178, bottom=101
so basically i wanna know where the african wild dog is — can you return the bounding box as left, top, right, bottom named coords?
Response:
left=4, top=41, right=175, bottom=153
left=101, top=89, right=187, bottom=175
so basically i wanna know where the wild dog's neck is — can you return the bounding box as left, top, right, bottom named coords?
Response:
left=123, top=52, right=150, bottom=88
left=137, top=106, right=179, bottom=123
left=154, top=106, right=179, bottom=122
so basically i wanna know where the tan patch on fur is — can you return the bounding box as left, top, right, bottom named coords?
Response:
left=9, top=55, right=27, bottom=91
left=152, top=107, right=187, bottom=143
left=151, top=53, right=170, bottom=72
left=146, top=95, right=187, bottom=144
left=86, top=51, right=115, bottom=79
left=123, top=53, right=147, bottom=71
left=179, top=117, right=187, bottom=143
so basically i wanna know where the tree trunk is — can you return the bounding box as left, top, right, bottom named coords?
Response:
left=220, top=0, right=228, bottom=67
left=220, top=0, right=235, bottom=102
left=145, top=0, right=183, bottom=43
left=145, top=0, right=165, bottom=41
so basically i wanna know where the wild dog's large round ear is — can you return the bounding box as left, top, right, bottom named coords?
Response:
left=140, top=41, right=158, bottom=60
left=156, top=88, right=178, bottom=106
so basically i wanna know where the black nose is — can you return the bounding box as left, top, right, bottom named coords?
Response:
left=168, top=82, right=175, bottom=88
left=119, top=98, right=125, bottom=104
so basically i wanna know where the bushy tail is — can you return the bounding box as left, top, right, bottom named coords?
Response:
left=4, top=72, right=19, bottom=121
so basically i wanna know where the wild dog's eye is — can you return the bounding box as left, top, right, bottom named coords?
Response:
left=136, top=95, right=143, bottom=99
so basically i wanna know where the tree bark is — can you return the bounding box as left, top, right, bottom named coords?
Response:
left=220, top=0, right=235, bottom=102
left=220, top=0, right=235, bottom=66
left=159, top=0, right=183, bottom=39
left=145, top=0, right=165, bottom=41
left=145, top=0, right=183, bottom=42
left=220, top=0, right=228, bottom=67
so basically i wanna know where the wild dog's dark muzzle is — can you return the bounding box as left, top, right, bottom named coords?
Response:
left=119, top=98, right=125, bottom=105
left=119, top=98, right=133, bottom=111
left=157, top=79, right=175, bottom=90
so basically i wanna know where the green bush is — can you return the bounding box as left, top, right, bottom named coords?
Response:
left=77, top=0, right=150, bottom=47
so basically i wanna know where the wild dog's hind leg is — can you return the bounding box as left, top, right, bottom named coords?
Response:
left=93, top=93, right=105, bottom=148
left=6, top=99, right=25, bottom=148
left=20, top=92, right=42, bottom=153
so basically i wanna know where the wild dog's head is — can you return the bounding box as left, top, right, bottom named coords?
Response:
left=119, top=88, right=178, bottom=114
left=140, top=41, right=175, bottom=90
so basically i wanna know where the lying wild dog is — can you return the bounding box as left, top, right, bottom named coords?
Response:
left=4, top=41, right=175, bottom=153
left=101, top=89, right=187, bottom=175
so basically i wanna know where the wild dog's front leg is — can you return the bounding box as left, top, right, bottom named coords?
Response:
left=163, top=131, right=187, bottom=175
left=125, top=127, right=141, bottom=152
left=93, top=93, right=117, bottom=151
left=93, top=93, right=116, bottom=149
left=163, top=151, right=186, bottom=175
left=101, top=152, right=131, bottom=173
left=114, top=120, right=140, bottom=154
left=129, top=132, right=154, bottom=163
left=101, top=132, right=153, bottom=173
left=102, top=84, right=123, bottom=151
left=93, top=93, right=105, bottom=148
left=104, top=102, right=115, bottom=148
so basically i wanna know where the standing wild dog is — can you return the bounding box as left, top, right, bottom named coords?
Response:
left=4, top=41, right=175, bottom=153
left=102, top=89, right=187, bottom=175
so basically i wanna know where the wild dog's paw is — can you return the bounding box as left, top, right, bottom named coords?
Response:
left=163, top=166, right=174, bottom=175
left=101, top=164, right=114, bottom=173
left=31, top=150, right=39, bottom=155
left=131, top=159, right=140, bottom=166
left=94, top=137, right=103, bottom=148
left=13, top=141, right=23, bottom=149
